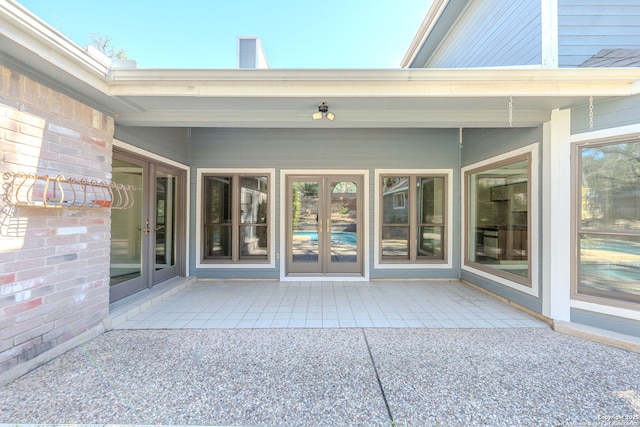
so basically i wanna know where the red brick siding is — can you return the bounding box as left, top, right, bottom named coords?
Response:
left=0, top=66, right=113, bottom=375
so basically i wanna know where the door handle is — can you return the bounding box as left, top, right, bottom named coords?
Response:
left=144, top=218, right=151, bottom=235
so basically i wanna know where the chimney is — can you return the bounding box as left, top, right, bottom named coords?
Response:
left=237, top=37, right=269, bottom=69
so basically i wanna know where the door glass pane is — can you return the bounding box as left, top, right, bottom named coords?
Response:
left=292, top=181, right=319, bottom=263
left=330, top=181, right=358, bottom=263
left=155, top=171, right=176, bottom=271
left=203, top=176, right=232, bottom=259
left=110, top=159, right=143, bottom=285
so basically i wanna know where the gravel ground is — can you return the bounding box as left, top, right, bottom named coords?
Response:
left=1, top=328, right=639, bottom=427
left=366, top=329, right=640, bottom=426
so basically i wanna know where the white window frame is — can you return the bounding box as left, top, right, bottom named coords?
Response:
left=196, top=168, right=275, bottom=269
left=461, top=144, right=540, bottom=297
left=374, top=169, right=453, bottom=270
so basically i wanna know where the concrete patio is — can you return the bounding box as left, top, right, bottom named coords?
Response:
left=2, top=280, right=640, bottom=426
left=1, top=327, right=640, bottom=426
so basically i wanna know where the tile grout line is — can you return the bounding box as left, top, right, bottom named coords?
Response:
left=361, top=328, right=396, bottom=426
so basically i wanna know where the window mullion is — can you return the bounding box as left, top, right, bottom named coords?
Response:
left=409, top=175, right=417, bottom=262
left=232, top=174, right=240, bottom=262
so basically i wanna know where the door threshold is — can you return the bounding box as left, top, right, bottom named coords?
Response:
left=282, top=274, right=368, bottom=282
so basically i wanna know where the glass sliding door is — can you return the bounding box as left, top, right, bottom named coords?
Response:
left=110, top=156, right=146, bottom=299
left=110, top=151, right=185, bottom=302
left=153, top=166, right=180, bottom=283
left=287, top=175, right=362, bottom=276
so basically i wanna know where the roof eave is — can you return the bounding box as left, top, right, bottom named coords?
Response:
left=108, top=67, right=640, bottom=98
left=400, top=0, right=450, bottom=68
left=0, top=0, right=111, bottom=94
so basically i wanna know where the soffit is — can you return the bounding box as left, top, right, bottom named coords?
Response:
left=107, top=68, right=640, bottom=128
left=2, top=0, right=640, bottom=129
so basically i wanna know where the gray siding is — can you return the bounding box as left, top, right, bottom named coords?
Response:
left=114, top=126, right=189, bottom=165
left=461, top=127, right=543, bottom=167
left=559, top=0, right=640, bottom=67
left=461, top=271, right=542, bottom=313
left=189, top=128, right=460, bottom=279
left=572, top=308, right=640, bottom=338
left=427, top=0, right=541, bottom=68
left=571, top=95, right=640, bottom=134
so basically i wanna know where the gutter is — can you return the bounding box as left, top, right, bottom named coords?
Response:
left=0, top=0, right=111, bottom=93
left=108, top=67, right=640, bottom=98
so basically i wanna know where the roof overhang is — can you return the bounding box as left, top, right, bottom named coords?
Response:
left=107, top=68, right=640, bottom=128
left=400, top=0, right=471, bottom=69
left=3, top=0, right=640, bottom=130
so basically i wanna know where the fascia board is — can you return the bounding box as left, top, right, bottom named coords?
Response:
left=400, top=0, right=450, bottom=68
left=108, top=68, right=640, bottom=98
left=0, top=0, right=111, bottom=93
left=400, top=0, right=473, bottom=69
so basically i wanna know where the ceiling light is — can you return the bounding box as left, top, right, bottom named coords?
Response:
left=312, top=101, right=334, bottom=121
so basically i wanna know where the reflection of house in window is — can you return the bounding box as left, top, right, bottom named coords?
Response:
left=383, top=177, right=409, bottom=216
left=393, top=193, right=405, bottom=209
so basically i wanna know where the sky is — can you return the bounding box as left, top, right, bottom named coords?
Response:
left=17, top=0, right=434, bottom=69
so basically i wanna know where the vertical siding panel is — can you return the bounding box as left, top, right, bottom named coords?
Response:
left=428, top=0, right=541, bottom=68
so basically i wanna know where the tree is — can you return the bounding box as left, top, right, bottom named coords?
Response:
left=89, top=33, right=128, bottom=60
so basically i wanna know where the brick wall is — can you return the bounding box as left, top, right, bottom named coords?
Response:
left=0, top=66, right=113, bottom=382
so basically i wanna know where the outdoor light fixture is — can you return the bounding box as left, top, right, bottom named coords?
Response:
left=312, top=102, right=335, bottom=121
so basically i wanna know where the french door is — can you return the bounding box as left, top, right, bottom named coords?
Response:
left=286, top=175, right=363, bottom=276
left=109, top=151, right=185, bottom=302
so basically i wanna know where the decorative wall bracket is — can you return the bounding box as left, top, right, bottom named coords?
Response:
left=2, top=172, right=135, bottom=209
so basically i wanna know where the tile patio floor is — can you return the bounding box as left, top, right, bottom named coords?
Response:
left=112, top=279, right=548, bottom=329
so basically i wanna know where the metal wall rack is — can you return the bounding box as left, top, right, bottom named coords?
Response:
left=2, top=172, right=135, bottom=209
